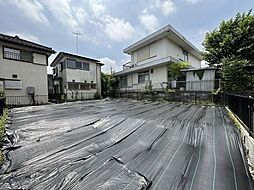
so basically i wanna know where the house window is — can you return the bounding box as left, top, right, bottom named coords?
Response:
left=120, top=76, right=127, bottom=87
left=59, top=62, right=64, bottom=71
left=3, top=47, right=33, bottom=62
left=66, top=59, right=76, bottom=69
left=68, top=82, right=79, bottom=90
left=55, top=67, right=58, bottom=76
left=138, top=71, right=149, bottom=83
left=80, top=83, right=90, bottom=90
left=82, top=62, right=90, bottom=71
left=183, top=50, right=188, bottom=62
left=76, top=61, right=82, bottom=69
left=5, top=80, right=22, bottom=90
left=150, top=69, right=153, bottom=74
left=91, top=83, right=96, bottom=89
left=12, top=74, right=18, bottom=78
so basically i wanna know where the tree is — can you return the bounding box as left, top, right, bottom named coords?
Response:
left=168, top=61, right=190, bottom=80
left=203, top=10, right=254, bottom=92
left=101, top=73, right=119, bottom=98
left=221, top=58, right=252, bottom=92
left=203, top=10, right=254, bottom=65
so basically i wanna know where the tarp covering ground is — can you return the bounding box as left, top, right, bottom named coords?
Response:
left=0, top=100, right=253, bottom=189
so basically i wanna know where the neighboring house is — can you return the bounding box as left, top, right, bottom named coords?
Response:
left=0, top=33, right=55, bottom=105
left=50, top=52, right=103, bottom=100
left=114, top=24, right=202, bottom=91
left=47, top=74, right=54, bottom=95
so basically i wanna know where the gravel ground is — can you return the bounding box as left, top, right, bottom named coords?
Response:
left=0, top=99, right=253, bottom=190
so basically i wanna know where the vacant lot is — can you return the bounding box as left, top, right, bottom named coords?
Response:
left=0, top=100, right=253, bottom=189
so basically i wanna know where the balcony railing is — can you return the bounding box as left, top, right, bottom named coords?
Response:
left=4, top=51, right=33, bottom=62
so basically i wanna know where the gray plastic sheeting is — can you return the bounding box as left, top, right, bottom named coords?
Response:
left=0, top=100, right=253, bottom=189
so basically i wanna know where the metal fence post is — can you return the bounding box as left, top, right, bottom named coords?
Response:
left=0, top=98, right=3, bottom=116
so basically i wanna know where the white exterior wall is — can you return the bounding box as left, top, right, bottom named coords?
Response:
left=186, top=70, right=216, bottom=81
left=121, top=35, right=202, bottom=92
left=188, top=54, right=201, bottom=68
left=0, top=44, right=49, bottom=105
left=66, top=62, right=97, bottom=83
left=150, top=65, right=168, bottom=83
left=120, top=65, right=168, bottom=91
left=132, top=38, right=167, bottom=66
left=96, top=64, right=102, bottom=96
left=149, top=39, right=167, bottom=60
left=185, top=70, right=216, bottom=91
left=130, top=38, right=201, bottom=69
left=165, top=38, right=182, bottom=59
left=53, top=56, right=102, bottom=99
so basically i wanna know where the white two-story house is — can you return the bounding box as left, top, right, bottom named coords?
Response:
left=114, top=24, right=202, bottom=92
left=0, top=33, right=55, bottom=105
left=50, top=52, right=103, bottom=100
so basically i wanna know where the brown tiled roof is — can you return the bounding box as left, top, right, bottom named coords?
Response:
left=0, top=33, right=56, bottom=54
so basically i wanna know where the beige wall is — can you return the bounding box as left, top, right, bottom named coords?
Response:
left=0, top=44, right=49, bottom=104
left=53, top=56, right=102, bottom=98
left=96, top=64, right=102, bottom=96
left=185, top=69, right=216, bottom=91
left=186, top=69, right=216, bottom=82
left=66, top=64, right=97, bottom=83
left=120, top=65, right=168, bottom=91
left=130, top=38, right=201, bottom=68
left=150, top=65, right=168, bottom=84
left=132, top=38, right=167, bottom=66
left=188, top=54, right=201, bottom=68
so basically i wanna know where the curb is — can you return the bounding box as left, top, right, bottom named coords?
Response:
left=226, top=106, right=254, bottom=180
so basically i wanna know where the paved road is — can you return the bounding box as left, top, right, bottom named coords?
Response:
left=0, top=100, right=253, bottom=189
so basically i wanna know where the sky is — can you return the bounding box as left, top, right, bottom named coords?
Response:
left=0, top=0, right=253, bottom=73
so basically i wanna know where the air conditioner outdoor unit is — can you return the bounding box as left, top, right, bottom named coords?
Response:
left=27, top=87, right=35, bottom=94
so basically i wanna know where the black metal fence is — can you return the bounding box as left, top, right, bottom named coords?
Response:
left=225, top=93, right=254, bottom=134
left=0, top=97, right=5, bottom=116
left=5, top=95, right=48, bottom=107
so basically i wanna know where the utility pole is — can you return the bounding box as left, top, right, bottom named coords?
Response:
left=110, top=66, right=113, bottom=75
left=73, top=32, right=82, bottom=54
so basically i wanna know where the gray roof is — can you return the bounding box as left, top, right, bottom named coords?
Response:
left=0, top=33, right=55, bottom=54
left=123, top=24, right=202, bottom=60
left=114, top=56, right=177, bottom=76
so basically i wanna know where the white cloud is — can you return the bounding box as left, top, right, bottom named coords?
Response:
left=139, top=9, right=159, bottom=32
left=73, top=6, right=88, bottom=25
left=185, top=0, right=201, bottom=4
left=44, top=0, right=87, bottom=31
left=150, top=0, right=176, bottom=16
left=8, top=0, right=49, bottom=25
left=100, top=57, right=120, bottom=73
left=161, top=0, right=176, bottom=16
left=5, top=32, right=40, bottom=43
left=103, top=15, right=135, bottom=42
left=89, top=0, right=106, bottom=17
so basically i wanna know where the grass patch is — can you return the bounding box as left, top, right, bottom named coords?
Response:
left=0, top=109, right=8, bottom=164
